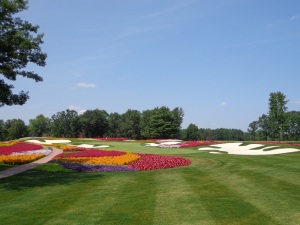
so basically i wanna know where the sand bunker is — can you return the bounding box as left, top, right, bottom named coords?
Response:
left=26, top=140, right=110, bottom=148
left=145, top=141, right=181, bottom=147
left=198, top=143, right=300, bottom=155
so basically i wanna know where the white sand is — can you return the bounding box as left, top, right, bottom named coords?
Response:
left=26, top=139, right=71, bottom=144
left=145, top=141, right=181, bottom=147
left=198, top=143, right=300, bottom=155
left=145, top=143, right=160, bottom=147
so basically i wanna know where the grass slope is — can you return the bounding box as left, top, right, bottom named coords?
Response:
left=0, top=141, right=299, bottom=225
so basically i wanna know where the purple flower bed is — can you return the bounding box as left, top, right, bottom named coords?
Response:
left=56, top=161, right=137, bottom=172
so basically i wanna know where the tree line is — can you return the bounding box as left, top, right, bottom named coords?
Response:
left=1, top=92, right=300, bottom=142
left=248, top=91, right=300, bottom=141
left=0, top=106, right=184, bottom=141
left=0, top=106, right=246, bottom=141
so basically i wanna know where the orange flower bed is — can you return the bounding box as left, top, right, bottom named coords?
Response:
left=0, top=154, right=45, bottom=164
left=56, top=153, right=140, bottom=165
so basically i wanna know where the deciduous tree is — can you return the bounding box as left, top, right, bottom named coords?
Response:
left=28, top=114, right=51, bottom=137
left=79, top=109, right=108, bottom=138
left=268, top=92, right=288, bottom=141
left=51, top=110, right=80, bottom=138
left=3, top=118, right=28, bottom=140
left=0, top=0, right=47, bottom=106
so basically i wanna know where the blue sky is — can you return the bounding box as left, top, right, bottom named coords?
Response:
left=1, top=0, right=300, bottom=131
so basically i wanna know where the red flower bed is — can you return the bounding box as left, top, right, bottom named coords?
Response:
left=178, top=141, right=220, bottom=148
left=93, top=138, right=130, bottom=141
left=128, top=153, right=191, bottom=171
left=55, top=149, right=126, bottom=158
left=258, top=141, right=282, bottom=145
left=0, top=142, right=43, bottom=155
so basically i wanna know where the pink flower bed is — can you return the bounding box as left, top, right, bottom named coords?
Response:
left=128, top=153, right=191, bottom=171
left=0, top=142, right=43, bottom=155
left=56, top=149, right=126, bottom=158
left=178, top=141, right=220, bottom=148
left=258, top=141, right=282, bottom=145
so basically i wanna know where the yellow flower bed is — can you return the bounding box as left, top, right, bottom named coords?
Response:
left=0, top=154, right=45, bottom=164
left=60, top=153, right=140, bottom=165
left=0, top=141, right=18, bottom=147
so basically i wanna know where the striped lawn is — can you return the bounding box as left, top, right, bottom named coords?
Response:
left=0, top=141, right=299, bottom=225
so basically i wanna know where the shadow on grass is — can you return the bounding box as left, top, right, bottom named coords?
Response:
left=0, top=163, right=15, bottom=172
left=0, top=162, right=103, bottom=191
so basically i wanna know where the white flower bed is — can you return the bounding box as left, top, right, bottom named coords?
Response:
left=11, top=149, right=52, bottom=156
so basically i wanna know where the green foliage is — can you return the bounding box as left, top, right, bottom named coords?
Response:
left=247, top=92, right=300, bottom=141
left=286, top=111, right=300, bottom=141
left=119, top=109, right=141, bottom=139
left=211, top=128, right=245, bottom=141
left=0, top=0, right=47, bottom=106
left=0, top=119, right=5, bottom=140
left=140, top=106, right=183, bottom=139
left=1, top=118, right=28, bottom=140
left=51, top=110, right=81, bottom=138
left=184, top=123, right=200, bottom=140
left=268, top=92, right=288, bottom=141
left=28, top=114, right=51, bottom=137
left=106, top=112, right=122, bottom=138
left=79, top=109, right=108, bottom=138
left=247, top=120, right=259, bottom=140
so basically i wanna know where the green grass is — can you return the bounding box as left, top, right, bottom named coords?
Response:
left=0, top=140, right=300, bottom=224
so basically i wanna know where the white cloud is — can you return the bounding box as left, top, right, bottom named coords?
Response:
left=76, top=82, right=96, bottom=88
left=291, top=14, right=300, bottom=21
left=220, top=101, right=227, bottom=107
left=69, top=105, right=87, bottom=115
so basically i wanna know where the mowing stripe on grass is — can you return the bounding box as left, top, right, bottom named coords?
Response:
left=153, top=169, right=214, bottom=225
left=41, top=173, right=137, bottom=225
left=0, top=173, right=104, bottom=225
left=210, top=168, right=300, bottom=225
left=184, top=167, right=280, bottom=225
left=92, top=171, right=157, bottom=225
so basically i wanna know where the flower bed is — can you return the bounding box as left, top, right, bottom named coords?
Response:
left=178, top=141, right=220, bottom=148
left=0, top=141, right=18, bottom=147
left=55, top=152, right=140, bottom=165
left=56, top=149, right=126, bottom=158
left=60, top=146, right=87, bottom=151
left=0, top=154, right=45, bottom=164
left=11, top=149, right=52, bottom=156
left=0, top=141, right=48, bottom=164
left=56, top=161, right=137, bottom=172
left=0, top=142, right=43, bottom=155
left=54, top=147, right=191, bottom=172
left=128, top=153, right=191, bottom=171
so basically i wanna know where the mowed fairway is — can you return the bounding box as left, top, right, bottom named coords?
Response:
left=0, top=141, right=299, bottom=225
